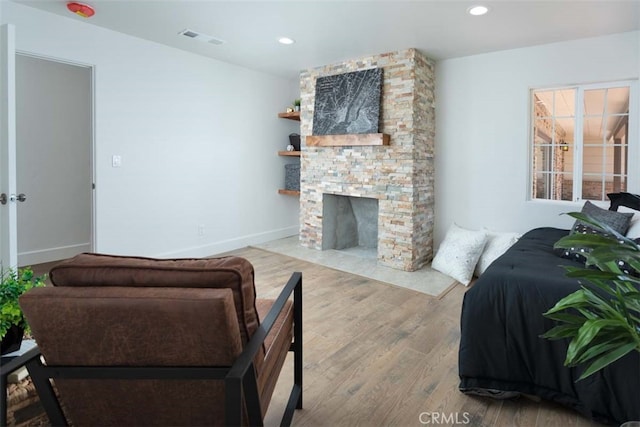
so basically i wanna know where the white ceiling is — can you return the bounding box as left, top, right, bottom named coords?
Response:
left=11, top=0, right=640, bottom=79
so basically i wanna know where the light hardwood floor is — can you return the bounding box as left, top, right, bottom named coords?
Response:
left=227, top=247, right=604, bottom=427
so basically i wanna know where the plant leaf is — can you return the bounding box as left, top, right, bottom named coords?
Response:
left=541, top=324, right=582, bottom=340
left=574, top=339, right=628, bottom=364
left=554, top=234, right=618, bottom=250
left=544, top=290, right=589, bottom=315
left=564, top=269, right=620, bottom=281
left=578, top=342, right=637, bottom=380
left=539, top=212, right=640, bottom=380
left=566, top=319, right=622, bottom=362
left=543, top=312, right=586, bottom=325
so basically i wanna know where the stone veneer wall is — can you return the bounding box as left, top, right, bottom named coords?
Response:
left=298, top=48, right=435, bottom=271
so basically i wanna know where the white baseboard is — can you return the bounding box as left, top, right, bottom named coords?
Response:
left=18, top=242, right=91, bottom=266
left=156, top=226, right=299, bottom=259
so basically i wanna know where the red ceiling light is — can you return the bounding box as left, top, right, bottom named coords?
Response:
left=67, top=2, right=95, bottom=18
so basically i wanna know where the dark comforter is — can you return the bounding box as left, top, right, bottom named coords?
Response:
left=459, top=227, right=640, bottom=424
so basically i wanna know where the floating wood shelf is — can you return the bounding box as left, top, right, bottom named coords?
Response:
left=277, top=111, right=300, bottom=121
left=277, top=151, right=301, bottom=157
left=278, top=189, right=300, bottom=196
left=306, top=133, right=390, bottom=147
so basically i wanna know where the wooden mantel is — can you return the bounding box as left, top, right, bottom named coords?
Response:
left=306, top=133, right=390, bottom=147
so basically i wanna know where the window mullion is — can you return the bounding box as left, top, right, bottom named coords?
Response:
left=574, top=88, right=584, bottom=202
left=602, top=89, right=608, bottom=201
left=628, top=82, right=639, bottom=193
left=551, top=91, right=557, bottom=200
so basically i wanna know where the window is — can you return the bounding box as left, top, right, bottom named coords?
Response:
left=530, top=81, right=636, bottom=202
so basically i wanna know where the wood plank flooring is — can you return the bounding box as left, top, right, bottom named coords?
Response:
left=227, top=247, right=605, bottom=427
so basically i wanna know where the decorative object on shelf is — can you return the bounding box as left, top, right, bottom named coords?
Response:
left=286, top=107, right=294, bottom=113
left=285, top=164, right=301, bottom=191
left=286, top=144, right=295, bottom=152
left=313, top=68, right=382, bottom=135
left=293, top=99, right=301, bottom=112
left=289, top=133, right=301, bottom=151
left=0, top=267, right=46, bottom=355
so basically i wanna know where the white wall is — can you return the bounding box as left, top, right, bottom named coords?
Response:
left=2, top=2, right=300, bottom=258
left=435, top=31, right=640, bottom=246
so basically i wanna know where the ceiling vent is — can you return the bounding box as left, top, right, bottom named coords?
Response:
left=178, top=29, right=225, bottom=45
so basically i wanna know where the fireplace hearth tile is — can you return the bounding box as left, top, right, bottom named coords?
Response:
left=253, top=236, right=455, bottom=298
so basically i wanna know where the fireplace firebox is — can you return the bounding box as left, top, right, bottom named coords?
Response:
left=322, top=194, right=378, bottom=253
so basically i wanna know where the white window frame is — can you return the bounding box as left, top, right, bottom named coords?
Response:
left=529, top=80, right=639, bottom=203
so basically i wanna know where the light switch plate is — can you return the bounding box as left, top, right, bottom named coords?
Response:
left=112, top=155, right=122, bottom=168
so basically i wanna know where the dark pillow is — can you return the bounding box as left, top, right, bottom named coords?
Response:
left=556, top=223, right=599, bottom=264
left=556, top=223, right=640, bottom=277
left=557, top=201, right=632, bottom=267
left=574, top=200, right=633, bottom=235
left=615, top=258, right=640, bottom=277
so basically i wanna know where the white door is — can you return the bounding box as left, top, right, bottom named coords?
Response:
left=0, top=24, right=17, bottom=269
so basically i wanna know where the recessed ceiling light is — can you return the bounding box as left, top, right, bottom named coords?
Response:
left=278, top=37, right=295, bottom=45
left=467, top=5, right=489, bottom=16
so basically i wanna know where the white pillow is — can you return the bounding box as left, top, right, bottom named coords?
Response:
left=474, top=231, right=521, bottom=277
left=432, top=224, right=487, bottom=286
left=616, top=206, right=637, bottom=214
left=626, top=214, right=640, bottom=238
left=610, top=207, right=640, bottom=238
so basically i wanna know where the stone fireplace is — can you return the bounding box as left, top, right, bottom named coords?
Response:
left=299, top=48, right=435, bottom=272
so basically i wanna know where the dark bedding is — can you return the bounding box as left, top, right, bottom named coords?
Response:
left=459, top=227, right=640, bottom=424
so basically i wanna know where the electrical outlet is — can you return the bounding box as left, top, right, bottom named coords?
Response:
left=198, top=224, right=205, bottom=237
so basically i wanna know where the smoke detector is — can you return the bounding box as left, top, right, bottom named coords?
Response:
left=178, top=29, right=225, bottom=45
left=67, top=2, right=95, bottom=18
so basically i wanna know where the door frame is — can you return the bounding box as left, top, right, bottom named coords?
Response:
left=0, top=24, right=17, bottom=268
left=16, top=50, right=97, bottom=261
left=0, top=34, right=97, bottom=267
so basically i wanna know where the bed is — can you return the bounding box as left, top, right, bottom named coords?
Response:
left=458, top=225, right=640, bottom=425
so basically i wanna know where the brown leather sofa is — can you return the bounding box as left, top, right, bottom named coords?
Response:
left=19, top=253, right=302, bottom=426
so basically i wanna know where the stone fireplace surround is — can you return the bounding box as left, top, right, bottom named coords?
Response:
left=298, top=48, right=435, bottom=272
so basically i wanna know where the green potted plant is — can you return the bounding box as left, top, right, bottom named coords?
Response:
left=543, top=212, right=640, bottom=380
left=1, top=266, right=46, bottom=354
left=293, top=98, right=301, bottom=112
